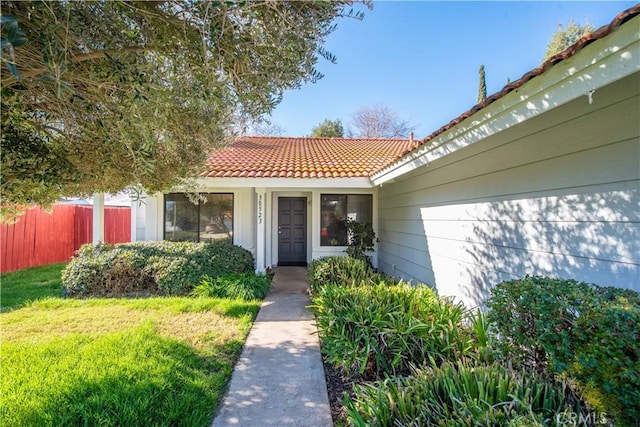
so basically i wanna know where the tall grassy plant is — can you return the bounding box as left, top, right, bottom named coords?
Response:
left=344, top=362, right=592, bottom=427
left=191, top=273, right=271, bottom=301
left=310, top=281, right=474, bottom=379
left=307, top=256, right=370, bottom=291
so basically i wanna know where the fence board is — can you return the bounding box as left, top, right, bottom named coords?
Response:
left=1, top=204, right=131, bottom=273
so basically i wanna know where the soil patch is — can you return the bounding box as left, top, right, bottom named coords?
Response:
left=322, top=355, right=356, bottom=425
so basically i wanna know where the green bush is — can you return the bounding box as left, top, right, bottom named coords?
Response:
left=307, top=256, right=388, bottom=294
left=191, top=273, right=271, bottom=301
left=344, top=362, right=593, bottom=427
left=62, top=240, right=254, bottom=297
left=310, top=281, right=474, bottom=380
left=486, top=276, right=640, bottom=425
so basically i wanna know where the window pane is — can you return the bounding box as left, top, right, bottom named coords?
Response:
left=200, top=193, right=234, bottom=240
left=165, top=194, right=198, bottom=241
left=347, top=195, right=372, bottom=224
left=321, top=194, right=347, bottom=246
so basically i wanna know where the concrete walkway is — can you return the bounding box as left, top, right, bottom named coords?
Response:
left=212, top=267, right=332, bottom=427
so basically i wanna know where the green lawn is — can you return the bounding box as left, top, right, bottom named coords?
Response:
left=0, top=265, right=260, bottom=427
left=0, top=263, right=66, bottom=311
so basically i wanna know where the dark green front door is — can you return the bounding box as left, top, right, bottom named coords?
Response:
left=278, top=197, right=307, bottom=266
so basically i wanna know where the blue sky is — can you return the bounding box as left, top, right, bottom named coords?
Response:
left=268, top=1, right=637, bottom=138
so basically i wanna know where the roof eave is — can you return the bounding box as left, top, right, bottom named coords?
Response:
left=372, top=13, right=640, bottom=187
left=195, top=176, right=375, bottom=189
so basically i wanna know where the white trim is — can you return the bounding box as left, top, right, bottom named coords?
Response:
left=196, top=176, right=373, bottom=189
left=271, top=191, right=312, bottom=266
left=92, top=193, right=105, bottom=244
left=255, top=187, right=266, bottom=272
left=372, top=16, right=640, bottom=186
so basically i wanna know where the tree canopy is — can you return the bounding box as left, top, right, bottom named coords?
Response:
left=310, top=118, right=344, bottom=137
left=347, top=104, right=414, bottom=139
left=0, top=1, right=370, bottom=219
left=544, top=20, right=595, bottom=61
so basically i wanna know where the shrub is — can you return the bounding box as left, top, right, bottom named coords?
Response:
left=62, top=240, right=254, bottom=297
left=310, top=281, right=474, bottom=380
left=344, top=219, right=377, bottom=267
left=344, top=362, right=592, bottom=427
left=486, top=276, right=640, bottom=425
left=307, top=256, right=388, bottom=294
left=191, top=273, right=271, bottom=301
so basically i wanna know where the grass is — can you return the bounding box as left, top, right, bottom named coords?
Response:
left=0, top=264, right=261, bottom=427
left=0, top=263, right=66, bottom=311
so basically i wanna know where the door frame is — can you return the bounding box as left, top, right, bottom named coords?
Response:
left=271, top=192, right=310, bottom=267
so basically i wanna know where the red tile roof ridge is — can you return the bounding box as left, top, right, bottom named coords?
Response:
left=393, top=4, right=640, bottom=161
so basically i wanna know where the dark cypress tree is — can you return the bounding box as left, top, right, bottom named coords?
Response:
left=478, top=65, right=487, bottom=104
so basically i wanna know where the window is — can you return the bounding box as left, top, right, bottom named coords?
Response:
left=164, top=193, right=233, bottom=242
left=320, top=194, right=372, bottom=246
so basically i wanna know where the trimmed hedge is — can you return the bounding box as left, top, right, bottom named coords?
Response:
left=62, top=240, right=255, bottom=297
left=486, top=276, right=640, bottom=425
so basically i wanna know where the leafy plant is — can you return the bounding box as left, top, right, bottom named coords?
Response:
left=307, top=256, right=384, bottom=294
left=344, top=362, right=592, bottom=427
left=191, top=273, right=271, bottom=301
left=62, top=240, right=255, bottom=297
left=310, top=281, right=474, bottom=380
left=486, top=276, right=640, bottom=425
left=468, top=308, right=494, bottom=363
left=344, top=219, right=377, bottom=267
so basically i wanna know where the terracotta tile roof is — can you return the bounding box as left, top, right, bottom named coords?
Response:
left=200, top=136, right=415, bottom=178
left=393, top=4, right=640, bottom=161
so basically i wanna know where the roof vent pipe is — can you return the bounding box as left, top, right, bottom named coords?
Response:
left=409, top=132, right=414, bottom=143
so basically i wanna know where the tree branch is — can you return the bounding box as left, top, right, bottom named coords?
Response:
left=2, top=46, right=150, bottom=87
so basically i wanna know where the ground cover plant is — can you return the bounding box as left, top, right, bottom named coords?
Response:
left=0, top=263, right=65, bottom=311
left=192, top=272, right=272, bottom=300
left=310, top=280, right=473, bottom=379
left=344, top=362, right=588, bottom=427
left=311, top=256, right=632, bottom=426
left=307, top=255, right=389, bottom=293
left=0, top=296, right=260, bottom=426
left=62, top=239, right=254, bottom=297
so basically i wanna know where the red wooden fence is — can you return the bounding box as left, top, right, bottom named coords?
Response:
left=1, top=204, right=131, bottom=273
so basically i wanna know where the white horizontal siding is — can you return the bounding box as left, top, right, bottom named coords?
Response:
left=378, top=71, right=640, bottom=307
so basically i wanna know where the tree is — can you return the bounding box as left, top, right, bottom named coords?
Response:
left=477, top=65, right=487, bottom=104
left=0, top=1, right=371, bottom=219
left=544, top=20, right=595, bottom=61
left=310, top=118, right=344, bottom=137
left=347, top=104, right=414, bottom=139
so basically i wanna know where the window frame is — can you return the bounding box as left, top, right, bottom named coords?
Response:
left=320, top=193, right=373, bottom=247
left=163, top=192, right=234, bottom=242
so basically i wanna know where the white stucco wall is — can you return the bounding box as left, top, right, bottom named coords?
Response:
left=377, top=71, right=640, bottom=307
left=135, top=185, right=379, bottom=268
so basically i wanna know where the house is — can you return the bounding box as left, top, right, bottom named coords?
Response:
left=133, top=6, right=639, bottom=307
